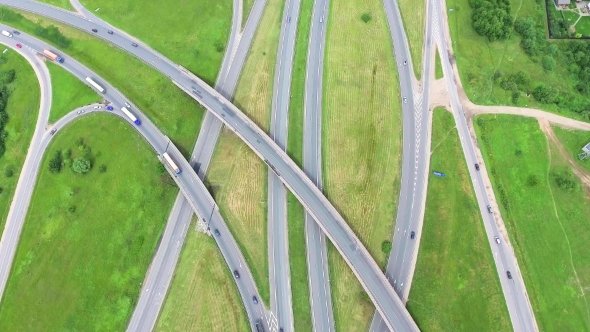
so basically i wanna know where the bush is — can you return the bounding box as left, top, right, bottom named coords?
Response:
left=0, top=69, right=16, bottom=85
left=381, top=240, right=392, bottom=254
left=78, top=145, right=85, bottom=151
left=84, top=146, right=91, bottom=155
left=48, top=150, right=62, bottom=173
left=4, top=168, right=13, bottom=178
left=552, top=170, right=578, bottom=191
left=361, top=13, right=372, bottom=23
left=68, top=205, right=76, bottom=213
left=72, top=157, right=91, bottom=174
left=542, top=56, right=556, bottom=71
left=99, top=164, right=107, bottom=173
left=62, top=148, right=71, bottom=159
left=532, top=84, right=559, bottom=104
left=75, top=138, right=83, bottom=146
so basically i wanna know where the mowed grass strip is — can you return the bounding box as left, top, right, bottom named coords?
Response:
left=323, top=0, right=402, bottom=329
left=286, top=0, right=314, bottom=329
left=446, top=0, right=585, bottom=119
left=79, top=0, right=232, bottom=86
left=398, top=0, right=425, bottom=79
left=552, top=126, right=590, bottom=173
left=36, top=0, right=74, bottom=10
left=435, top=49, right=443, bottom=79
left=156, top=219, right=249, bottom=332
left=0, top=51, right=39, bottom=238
left=0, top=8, right=204, bottom=155
left=0, top=114, right=178, bottom=331
left=206, top=0, right=284, bottom=306
left=474, top=115, right=590, bottom=332
left=407, top=108, right=511, bottom=331
left=47, top=62, right=100, bottom=122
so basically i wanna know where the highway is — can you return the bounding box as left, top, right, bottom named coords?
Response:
left=267, top=0, right=301, bottom=329
left=0, top=40, right=51, bottom=307
left=1, top=1, right=423, bottom=330
left=303, top=0, right=335, bottom=330
left=0, top=29, right=269, bottom=331
left=433, top=0, right=538, bottom=330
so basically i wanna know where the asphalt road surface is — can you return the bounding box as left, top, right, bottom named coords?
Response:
left=267, top=0, right=302, bottom=329
left=0, top=40, right=51, bottom=305
left=303, top=0, right=335, bottom=330
left=1, top=1, right=420, bottom=330
left=433, top=0, right=538, bottom=330
left=0, top=29, right=268, bottom=331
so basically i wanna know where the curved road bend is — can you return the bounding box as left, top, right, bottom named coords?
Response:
left=2, top=2, right=420, bottom=330
left=303, top=0, right=335, bottom=331
left=0, top=29, right=269, bottom=331
left=0, top=39, right=51, bottom=305
left=268, top=0, right=301, bottom=329
left=370, top=0, right=434, bottom=329
left=434, top=0, right=538, bottom=330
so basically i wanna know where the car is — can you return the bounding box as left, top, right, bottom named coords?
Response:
left=403, top=97, right=407, bottom=103
left=475, top=163, right=480, bottom=171
left=125, top=102, right=131, bottom=108
left=13, top=30, right=20, bottom=35
left=15, top=43, right=21, bottom=48
left=93, top=105, right=101, bottom=109
left=131, top=42, right=138, bottom=47
left=494, top=236, right=501, bottom=244
left=214, top=229, right=220, bottom=236
left=191, top=88, right=201, bottom=95
left=107, top=30, right=114, bottom=35
left=487, top=205, right=492, bottom=213
left=91, top=28, right=98, bottom=33
left=77, top=110, right=82, bottom=114
left=403, top=60, right=407, bottom=65
left=81, top=109, right=86, bottom=114
left=320, top=17, right=323, bottom=23
left=233, top=270, right=240, bottom=279
left=252, top=296, right=258, bottom=304
left=106, top=105, right=114, bottom=111
left=50, top=129, right=56, bottom=135
left=410, top=231, right=415, bottom=239
left=506, top=271, right=512, bottom=279
left=287, top=16, right=291, bottom=23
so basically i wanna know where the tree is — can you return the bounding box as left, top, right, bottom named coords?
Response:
left=381, top=240, right=392, bottom=254
left=512, top=90, right=520, bottom=104
left=72, top=157, right=91, bottom=174
left=532, top=84, right=558, bottom=104
left=75, top=137, right=83, bottom=146
left=361, top=13, right=372, bottom=23
left=471, top=1, right=512, bottom=41
left=542, top=56, right=556, bottom=72
left=514, top=71, right=531, bottom=87
left=48, top=150, right=62, bottom=173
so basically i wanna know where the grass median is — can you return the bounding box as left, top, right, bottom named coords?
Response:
left=156, top=218, right=249, bottom=332
left=0, top=51, right=39, bottom=239
left=474, top=114, right=590, bottom=332
left=398, top=0, right=425, bottom=79
left=0, top=7, right=205, bottom=155
left=36, top=0, right=74, bottom=11
left=407, top=108, right=511, bottom=331
left=206, top=0, right=284, bottom=307
left=0, top=114, right=178, bottom=330
left=47, top=62, right=100, bottom=122
left=79, top=0, right=232, bottom=86
left=323, top=0, right=403, bottom=329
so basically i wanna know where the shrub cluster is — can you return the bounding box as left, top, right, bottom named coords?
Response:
left=0, top=70, right=16, bottom=158
left=469, top=0, right=513, bottom=41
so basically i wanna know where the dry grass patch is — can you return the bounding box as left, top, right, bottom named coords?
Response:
left=205, top=0, right=284, bottom=306
left=156, top=220, right=249, bottom=332
left=323, top=0, right=402, bottom=329
left=398, top=0, right=425, bottom=79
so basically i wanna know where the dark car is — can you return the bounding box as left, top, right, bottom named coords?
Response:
left=13, top=30, right=20, bottom=35
left=403, top=60, right=407, bottom=66
left=107, top=30, right=114, bottom=35
left=214, top=229, right=220, bottom=236
left=233, top=270, right=240, bottom=279
left=50, top=129, right=57, bottom=135
left=91, top=28, right=98, bottom=33
left=106, top=105, right=114, bottom=111
left=132, top=42, right=138, bottom=47
left=506, top=271, right=512, bottom=279
left=487, top=205, right=492, bottom=213
left=410, top=231, right=416, bottom=239
left=475, top=163, right=480, bottom=171
left=252, top=296, right=258, bottom=304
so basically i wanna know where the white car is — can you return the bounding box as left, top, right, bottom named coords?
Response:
left=93, top=105, right=101, bottom=109
left=403, top=97, right=407, bottom=103
left=494, top=236, right=501, bottom=244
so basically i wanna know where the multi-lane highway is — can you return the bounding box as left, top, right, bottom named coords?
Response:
left=0, top=1, right=421, bottom=330
left=303, top=0, right=335, bottom=330
left=433, top=0, right=538, bottom=330
left=0, top=29, right=268, bottom=331
left=268, top=0, right=301, bottom=329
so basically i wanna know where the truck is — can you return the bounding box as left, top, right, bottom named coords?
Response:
left=1, top=30, right=12, bottom=38
left=43, top=49, right=64, bottom=63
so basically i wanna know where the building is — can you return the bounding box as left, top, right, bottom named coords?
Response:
left=555, top=0, right=571, bottom=6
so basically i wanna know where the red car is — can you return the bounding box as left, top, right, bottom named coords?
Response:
left=15, top=43, right=22, bottom=48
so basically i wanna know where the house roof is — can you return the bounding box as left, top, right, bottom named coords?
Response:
left=556, top=0, right=570, bottom=4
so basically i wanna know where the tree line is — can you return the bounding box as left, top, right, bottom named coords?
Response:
left=0, top=69, right=16, bottom=159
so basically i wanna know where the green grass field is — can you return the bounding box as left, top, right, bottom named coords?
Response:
left=474, top=115, right=590, bottom=332
left=407, top=108, right=512, bottom=331
left=445, top=0, right=589, bottom=120
left=80, top=0, right=232, bottom=86
left=398, top=0, right=425, bottom=78
left=552, top=126, right=590, bottom=173
left=323, top=0, right=402, bottom=329
left=206, top=0, right=284, bottom=307
left=0, top=51, right=39, bottom=239
left=435, top=49, right=443, bottom=79
left=575, top=16, right=590, bottom=35
left=156, top=219, right=249, bottom=332
left=0, top=114, right=178, bottom=330
left=0, top=8, right=204, bottom=155
left=285, top=0, right=314, bottom=329
left=562, top=10, right=580, bottom=25
left=47, top=63, right=100, bottom=122
left=36, top=0, right=74, bottom=10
